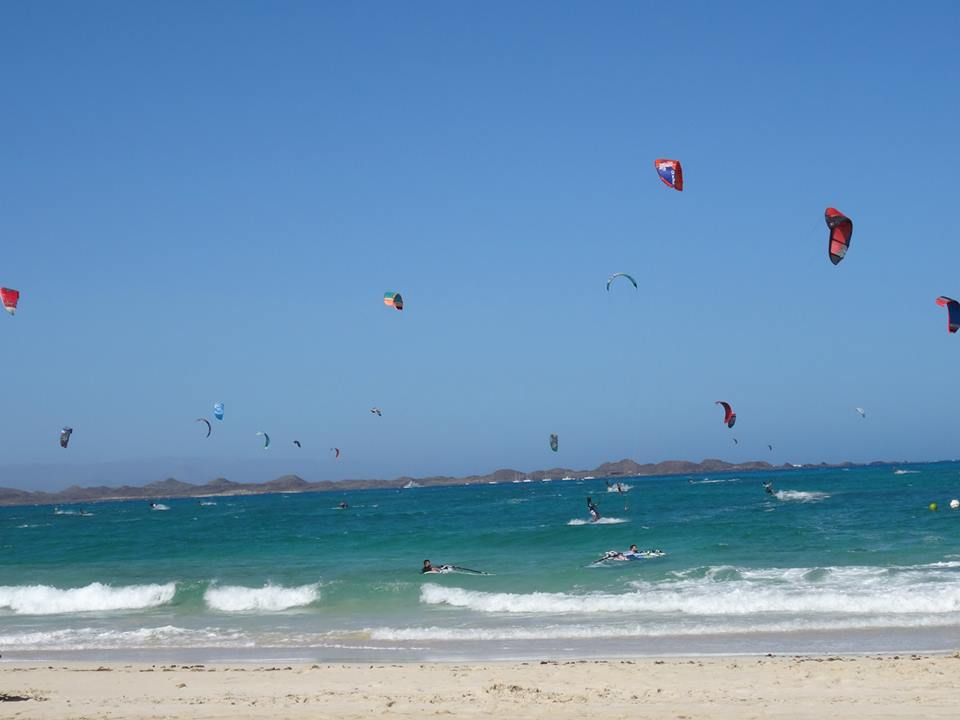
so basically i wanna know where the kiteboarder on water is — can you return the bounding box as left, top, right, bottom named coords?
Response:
left=587, top=497, right=601, bottom=522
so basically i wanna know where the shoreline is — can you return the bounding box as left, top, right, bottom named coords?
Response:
left=3, top=656, right=959, bottom=718
left=5, top=621, right=960, bottom=665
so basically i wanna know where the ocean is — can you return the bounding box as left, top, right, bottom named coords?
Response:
left=3, top=464, right=960, bottom=662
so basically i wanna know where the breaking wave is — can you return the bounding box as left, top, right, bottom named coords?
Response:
left=204, top=583, right=320, bottom=612
left=421, top=561, right=960, bottom=616
left=0, top=582, right=176, bottom=615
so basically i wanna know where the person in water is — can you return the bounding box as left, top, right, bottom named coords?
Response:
left=608, top=544, right=641, bottom=561
left=763, top=482, right=774, bottom=495
left=421, top=559, right=450, bottom=574
left=586, top=496, right=601, bottom=521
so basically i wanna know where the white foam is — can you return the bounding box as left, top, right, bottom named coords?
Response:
left=606, top=484, right=632, bottom=492
left=421, top=561, right=960, bottom=616
left=894, top=469, right=920, bottom=475
left=204, top=583, right=320, bottom=612
left=689, top=478, right=739, bottom=485
left=0, top=582, right=176, bottom=615
left=774, top=490, right=830, bottom=502
left=567, top=517, right=628, bottom=526
left=150, top=503, right=170, bottom=511
left=0, top=625, right=253, bottom=650
left=370, top=614, right=960, bottom=642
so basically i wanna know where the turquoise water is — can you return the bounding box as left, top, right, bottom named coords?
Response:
left=3, top=465, right=960, bottom=661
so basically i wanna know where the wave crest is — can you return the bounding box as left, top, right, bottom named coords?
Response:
left=421, top=562, right=960, bottom=616
left=0, top=582, right=176, bottom=615
left=204, top=583, right=320, bottom=612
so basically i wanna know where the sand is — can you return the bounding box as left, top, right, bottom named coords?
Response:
left=2, top=655, right=958, bottom=719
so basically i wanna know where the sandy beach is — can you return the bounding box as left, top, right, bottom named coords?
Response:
left=2, top=655, right=958, bottom=719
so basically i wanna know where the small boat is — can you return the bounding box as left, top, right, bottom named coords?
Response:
left=561, top=476, right=574, bottom=481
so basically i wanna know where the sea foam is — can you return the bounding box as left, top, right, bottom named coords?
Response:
left=774, top=490, right=830, bottom=502
left=370, top=614, right=960, bottom=642
left=0, top=582, right=176, bottom=615
left=421, top=561, right=960, bottom=616
left=0, top=625, right=248, bottom=651
left=567, top=517, right=628, bottom=526
left=204, top=583, right=320, bottom=612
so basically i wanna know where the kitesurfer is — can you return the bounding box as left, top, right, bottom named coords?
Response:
left=601, top=545, right=663, bottom=562
left=608, top=544, right=642, bottom=560
left=338, top=501, right=349, bottom=510
left=421, top=559, right=450, bottom=574
left=587, top=496, right=601, bottom=521
left=763, top=482, right=774, bottom=495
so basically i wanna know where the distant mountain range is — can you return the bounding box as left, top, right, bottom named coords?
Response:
left=0, top=457, right=896, bottom=507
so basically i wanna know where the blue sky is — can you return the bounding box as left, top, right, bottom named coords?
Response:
left=2, top=3, right=959, bottom=490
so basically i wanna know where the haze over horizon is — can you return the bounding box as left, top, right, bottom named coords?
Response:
left=2, top=3, right=959, bottom=492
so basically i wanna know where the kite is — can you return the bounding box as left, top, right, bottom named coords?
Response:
left=715, top=401, right=736, bottom=429
left=935, top=296, right=960, bottom=333
left=196, top=418, right=212, bottom=437
left=293, top=440, right=301, bottom=448
left=371, top=407, right=382, bottom=416
left=606, top=272, right=638, bottom=291
left=256, top=431, right=270, bottom=449
left=1, top=288, right=20, bottom=315
left=383, top=292, right=403, bottom=310
left=549, top=433, right=558, bottom=452
left=59, top=427, right=73, bottom=448
left=825, top=208, right=853, bottom=265
left=654, top=158, right=683, bottom=191
left=213, top=402, right=224, bottom=421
